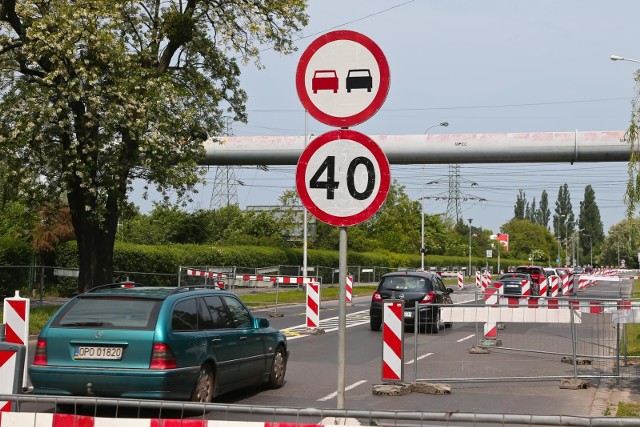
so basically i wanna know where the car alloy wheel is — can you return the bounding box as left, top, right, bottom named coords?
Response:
left=268, top=346, right=287, bottom=388
left=191, top=364, right=214, bottom=403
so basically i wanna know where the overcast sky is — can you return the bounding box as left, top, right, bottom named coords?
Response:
left=139, top=1, right=640, bottom=235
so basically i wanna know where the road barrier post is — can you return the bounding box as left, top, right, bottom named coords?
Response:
left=382, top=300, right=404, bottom=383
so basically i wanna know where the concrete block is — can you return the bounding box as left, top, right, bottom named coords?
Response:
left=560, top=378, right=591, bottom=390
left=469, top=345, right=490, bottom=354
left=372, top=383, right=413, bottom=396
left=299, top=328, right=325, bottom=335
left=412, top=382, right=452, bottom=394
left=561, top=356, right=592, bottom=365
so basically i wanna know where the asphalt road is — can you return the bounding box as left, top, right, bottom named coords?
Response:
left=17, top=280, right=629, bottom=422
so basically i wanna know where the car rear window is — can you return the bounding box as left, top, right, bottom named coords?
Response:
left=53, top=297, right=161, bottom=330
left=515, top=267, right=542, bottom=275
left=380, top=276, right=432, bottom=292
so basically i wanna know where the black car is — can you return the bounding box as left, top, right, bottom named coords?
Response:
left=369, top=271, right=454, bottom=333
left=493, top=272, right=536, bottom=297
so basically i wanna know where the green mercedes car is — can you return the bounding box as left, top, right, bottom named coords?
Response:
left=29, top=283, right=288, bottom=402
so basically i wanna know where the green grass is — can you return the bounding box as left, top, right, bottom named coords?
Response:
left=29, top=305, right=61, bottom=336
left=28, top=285, right=378, bottom=336
left=624, top=279, right=640, bottom=356
left=617, top=401, right=640, bottom=417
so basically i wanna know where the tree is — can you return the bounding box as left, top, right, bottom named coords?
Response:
left=553, top=184, right=575, bottom=251
left=601, top=218, right=639, bottom=267
left=514, top=190, right=526, bottom=220
left=0, top=1, right=308, bottom=291
left=501, top=219, right=556, bottom=262
left=537, top=190, right=551, bottom=228
left=578, top=185, right=604, bottom=264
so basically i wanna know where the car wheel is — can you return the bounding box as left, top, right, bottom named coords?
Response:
left=428, top=310, right=440, bottom=334
left=370, top=316, right=381, bottom=331
left=191, top=364, right=215, bottom=403
left=267, top=345, right=287, bottom=388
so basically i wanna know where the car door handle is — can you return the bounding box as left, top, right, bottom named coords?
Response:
left=239, top=337, right=248, bottom=342
left=211, top=338, right=222, bottom=344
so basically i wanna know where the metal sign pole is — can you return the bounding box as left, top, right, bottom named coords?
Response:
left=337, top=226, right=347, bottom=409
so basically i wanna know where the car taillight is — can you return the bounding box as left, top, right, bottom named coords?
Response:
left=33, top=339, right=47, bottom=365
left=149, top=343, right=177, bottom=369
left=421, top=291, right=435, bottom=304
left=372, top=291, right=382, bottom=302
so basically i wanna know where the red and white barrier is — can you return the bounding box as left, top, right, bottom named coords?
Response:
left=475, top=271, right=481, bottom=288
left=382, top=301, right=403, bottom=382
left=457, top=271, right=464, bottom=290
left=0, top=413, right=372, bottom=427
left=345, top=275, right=353, bottom=303
left=550, top=276, right=559, bottom=298
left=481, top=274, right=490, bottom=293
left=186, top=269, right=226, bottom=288
left=538, top=277, right=548, bottom=297
left=0, top=348, right=18, bottom=413
left=521, top=279, right=530, bottom=297
left=306, top=281, right=320, bottom=328
left=3, top=291, right=29, bottom=388
left=483, top=288, right=500, bottom=340
left=561, top=275, right=570, bottom=295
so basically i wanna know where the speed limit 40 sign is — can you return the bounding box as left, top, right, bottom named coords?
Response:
left=296, top=129, right=390, bottom=227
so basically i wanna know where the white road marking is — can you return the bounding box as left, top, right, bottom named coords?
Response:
left=457, top=334, right=475, bottom=343
left=405, top=352, right=433, bottom=365
left=317, top=380, right=368, bottom=401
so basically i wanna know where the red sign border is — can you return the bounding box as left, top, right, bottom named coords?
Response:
left=296, top=30, right=390, bottom=127
left=296, top=129, right=391, bottom=227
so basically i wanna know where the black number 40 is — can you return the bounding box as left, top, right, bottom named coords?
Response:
left=310, top=156, right=375, bottom=200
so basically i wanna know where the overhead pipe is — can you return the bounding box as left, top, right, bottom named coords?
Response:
left=202, top=130, right=630, bottom=165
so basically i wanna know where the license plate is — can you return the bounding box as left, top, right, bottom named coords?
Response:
left=404, top=311, right=413, bottom=318
left=74, top=346, right=123, bottom=360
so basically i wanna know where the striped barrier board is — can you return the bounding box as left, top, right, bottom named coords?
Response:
left=457, top=271, right=464, bottom=290
left=345, top=275, right=353, bottom=303
left=2, top=291, right=29, bottom=388
left=382, top=300, right=404, bottom=382
left=306, top=281, right=320, bottom=328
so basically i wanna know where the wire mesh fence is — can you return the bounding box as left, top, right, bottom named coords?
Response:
left=3, top=394, right=640, bottom=426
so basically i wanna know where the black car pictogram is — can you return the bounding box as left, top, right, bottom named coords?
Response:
left=346, top=69, right=372, bottom=93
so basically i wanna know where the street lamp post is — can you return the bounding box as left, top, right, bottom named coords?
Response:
left=565, top=217, right=569, bottom=266
left=610, top=54, right=640, bottom=64
left=468, top=218, right=473, bottom=276
left=420, top=122, right=449, bottom=270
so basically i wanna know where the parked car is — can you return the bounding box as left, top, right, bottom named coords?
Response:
left=556, top=267, right=572, bottom=279
left=493, top=272, right=535, bottom=297
left=29, top=283, right=288, bottom=402
left=369, top=271, right=454, bottom=334
left=572, top=266, right=585, bottom=274
left=514, top=265, right=548, bottom=295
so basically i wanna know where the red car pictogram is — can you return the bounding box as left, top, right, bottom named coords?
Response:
left=312, top=70, right=338, bottom=93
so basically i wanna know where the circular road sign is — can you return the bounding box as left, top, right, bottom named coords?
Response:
left=296, top=30, right=390, bottom=128
left=296, top=129, right=391, bottom=227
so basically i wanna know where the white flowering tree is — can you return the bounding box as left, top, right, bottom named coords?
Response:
left=0, top=0, right=307, bottom=291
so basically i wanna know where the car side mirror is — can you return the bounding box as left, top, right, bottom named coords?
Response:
left=256, top=318, right=270, bottom=328
left=446, top=287, right=455, bottom=294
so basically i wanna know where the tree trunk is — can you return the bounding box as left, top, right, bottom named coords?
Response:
left=67, top=188, right=119, bottom=293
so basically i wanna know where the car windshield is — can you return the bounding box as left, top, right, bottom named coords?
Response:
left=53, top=297, right=161, bottom=330
left=380, top=276, right=430, bottom=292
